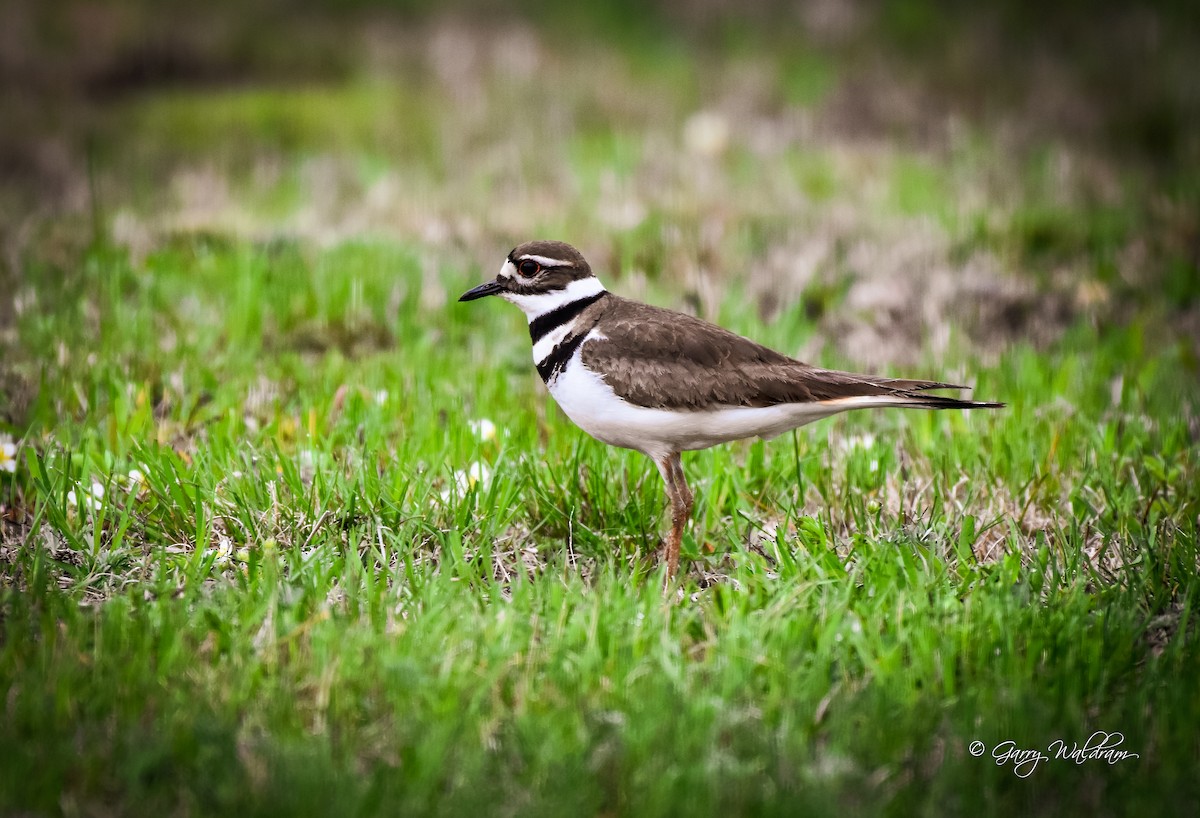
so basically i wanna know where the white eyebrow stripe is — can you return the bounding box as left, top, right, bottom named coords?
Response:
left=517, top=254, right=575, bottom=268
left=498, top=259, right=517, bottom=279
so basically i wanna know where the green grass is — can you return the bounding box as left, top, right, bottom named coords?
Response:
left=3, top=238, right=1198, bottom=816
left=3, top=8, right=1200, bottom=817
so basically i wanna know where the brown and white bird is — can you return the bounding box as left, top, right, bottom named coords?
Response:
left=460, top=240, right=1002, bottom=580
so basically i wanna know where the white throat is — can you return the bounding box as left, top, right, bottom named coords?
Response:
left=502, top=275, right=608, bottom=321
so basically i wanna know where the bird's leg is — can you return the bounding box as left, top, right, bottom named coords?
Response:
left=668, top=454, right=694, bottom=579
left=654, top=452, right=693, bottom=582
left=653, top=455, right=678, bottom=571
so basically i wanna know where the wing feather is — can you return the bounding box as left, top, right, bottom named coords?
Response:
left=581, top=298, right=1001, bottom=410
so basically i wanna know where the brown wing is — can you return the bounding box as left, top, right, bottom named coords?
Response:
left=582, top=297, right=992, bottom=410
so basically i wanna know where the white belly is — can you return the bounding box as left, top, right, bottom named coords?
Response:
left=547, top=348, right=846, bottom=460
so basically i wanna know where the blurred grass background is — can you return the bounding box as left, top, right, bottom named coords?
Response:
left=1, top=0, right=1199, bottom=815
left=2, top=0, right=1198, bottom=367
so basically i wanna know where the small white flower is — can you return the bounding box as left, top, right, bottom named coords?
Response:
left=67, top=481, right=105, bottom=511
left=469, top=418, right=497, bottom=442
left=211, top=537, right=233, bottom=567
left=374, top=389, right=389, bottom=405
left=463, top=462, right=490, bottom=489
left=123, top=467, right=148, bottom=491
left=0, top=437, right=16, bottom=473
left=442, top=462, right=491, bottom=500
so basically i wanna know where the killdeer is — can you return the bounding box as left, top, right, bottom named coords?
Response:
left=460, top=240, right=1002, bottom=580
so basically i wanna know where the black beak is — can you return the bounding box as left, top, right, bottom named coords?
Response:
left=459, top=279, right=505, bottom=302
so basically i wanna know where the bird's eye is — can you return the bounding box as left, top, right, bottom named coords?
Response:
left=517, top=259, right=540, bottom=277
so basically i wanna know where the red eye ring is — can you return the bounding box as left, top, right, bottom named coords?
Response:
left=517, top=259, right=540, bottom=276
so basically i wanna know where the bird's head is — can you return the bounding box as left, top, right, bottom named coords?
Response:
left=459, top=240, right=606, bottom=319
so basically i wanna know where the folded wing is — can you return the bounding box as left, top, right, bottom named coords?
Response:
left=582, top=298, right=1003, bottom=411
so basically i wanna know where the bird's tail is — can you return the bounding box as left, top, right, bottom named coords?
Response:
left=814, top=372, right=1005, bottom=411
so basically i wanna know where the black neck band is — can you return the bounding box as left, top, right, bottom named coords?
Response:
left=528, top=290, right=607, bottom=345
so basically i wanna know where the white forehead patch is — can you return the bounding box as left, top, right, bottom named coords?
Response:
left=498, top=259, right=517, bottom=279
left=517, top=253, right=576, bottom=268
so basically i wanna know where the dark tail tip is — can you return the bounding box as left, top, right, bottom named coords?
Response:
left=909, top=394, right=1005, bottom=410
